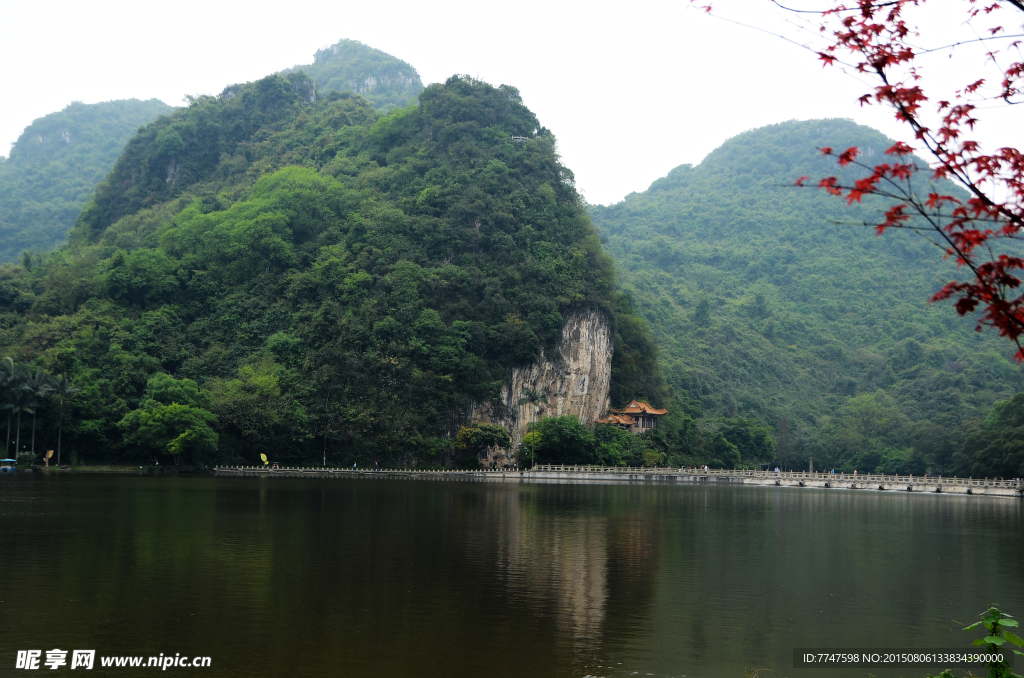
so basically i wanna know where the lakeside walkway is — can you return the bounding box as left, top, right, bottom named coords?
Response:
left=212, top=464, right=1023, bottom=498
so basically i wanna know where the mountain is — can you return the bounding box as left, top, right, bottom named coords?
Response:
left=281, top=39, right=423, bottom=112
left=0, top=73, right=661, bottom=468
left=590, top=118, right=1024, bottom=474
left=0, top=99, right=172, bottom=262
left=0, top=40, right=419, bottom=265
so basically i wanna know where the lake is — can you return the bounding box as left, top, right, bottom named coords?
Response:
left=1, top=474, right=1022, bottom=677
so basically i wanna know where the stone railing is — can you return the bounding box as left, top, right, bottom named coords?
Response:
left=212, top=464, right=1020, bottom=491
left=213, top=466, right=520, bottom=474
left=529, top=464, right=1022, bottom=489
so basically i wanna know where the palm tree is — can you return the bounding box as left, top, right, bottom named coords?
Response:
left=517, top=387, right=548, bottom=468
left=2, top=362, right=32, bottom=459
left=49, top=374, right=79, bottom=467
left=0, top=357, right=16, bottom=457
left=24, top=367, right=53, bottom=459
left=9, top=374, right=30, bottom=460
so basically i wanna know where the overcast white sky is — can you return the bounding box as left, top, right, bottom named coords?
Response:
left=1, top=0, right=1021, bottom=205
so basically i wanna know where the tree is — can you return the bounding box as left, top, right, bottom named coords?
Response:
left=517, top=387, right=548, bottom=468
left=118, top=402, right=218, bottom=466
left=145, top=372, right=207, bottom=408
left=593, top=423, right=657, bottom=466
left=23, top=367, right=53, bottom=458
left=717, top=417, right=776, bottom=467
left=525, top=416, right=597, bottom=465
left=452, top=423, right=511, bottom=467
left=0, top=357, right=16, bottom=456
left=703, top=0, right=1024, bottom=359
left=49, top=374, right=80, bottom=467
left=956, top=391, right=1024, bottom=477
left=4, top=363, right=32, bottom=459
left=874, top=447, right=927, bottom=475
left=118, top=373, right=218, bottom=466
left=207, top=358, right=301, bottom=460
left=705, top=432, right=741, bottom=469
left=776, top=417, right=791, bottom=466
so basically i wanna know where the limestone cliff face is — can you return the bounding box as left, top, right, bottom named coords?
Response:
left=472, top=308, right=612, bottom=465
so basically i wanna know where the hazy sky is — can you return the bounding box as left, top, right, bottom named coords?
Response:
left=1, top=0, right=1020, bottom=205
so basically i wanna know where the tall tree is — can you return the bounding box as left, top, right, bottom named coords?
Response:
left=0, top=357, right=16, bottom=457
left=8, top=363, right=31, bottom=459
left=49, top=374, right=79, bottom=467
left=23, top=367, right=52, bottom=457
left=518, top=387, right=548, bottom=468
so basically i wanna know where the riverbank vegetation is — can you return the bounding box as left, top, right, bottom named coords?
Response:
left=519, top=413, right=776, bottom=470
left=0, top=358, right=78, bottom=464
left=0, top=73, right=663, bottom=469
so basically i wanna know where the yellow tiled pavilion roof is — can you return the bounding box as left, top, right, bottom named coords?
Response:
left=613, top=400, right=668, bottom=416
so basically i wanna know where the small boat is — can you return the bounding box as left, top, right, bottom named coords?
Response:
left=0, top=458, right=16, bottom=473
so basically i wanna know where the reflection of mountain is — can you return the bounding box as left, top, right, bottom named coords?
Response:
left=553, top=517, right=608, bottom=646
left=11, top=477, right=1024, bottom=678
left=490, top=486, right=666, bottom=653
left=493, top=488, right=609, bottom=649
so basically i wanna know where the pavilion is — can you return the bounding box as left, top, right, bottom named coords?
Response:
left=596, top=400, right=667, bottom=434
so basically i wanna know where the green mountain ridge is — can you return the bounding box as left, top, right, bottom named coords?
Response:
left=0, top=99, right=173, bottom=262
left=591, top=118, right=1024, bottom=474
left=0, top=40, right=422, bottom=264
left=0, top=73, right=662, bottom=468
left=281, top=39, right=424, bottom=113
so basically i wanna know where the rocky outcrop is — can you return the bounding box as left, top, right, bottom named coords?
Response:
left=472, top=308, right=613, bottom=466
left=344, top=74, right=417, bottom=95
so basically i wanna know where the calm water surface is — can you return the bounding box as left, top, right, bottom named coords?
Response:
left=0, top=474, right=1021, bottom=677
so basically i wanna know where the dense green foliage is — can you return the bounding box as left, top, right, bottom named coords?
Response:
left=523, top=416, right=661, bottom=467
left=0, top=74, right=660, bottom=468
left=0, top=99, right=172, bottom=262
left=928, top=606, right=1024, bottom=678
left=956, top=393, right=1024, bottom=478
left=0, top=357, right=78, bottom=464
left=281, top=39, right=424, bottom=112
left=590, top=119, right=1024, bottom=473
left=0, top=41, right=420, bottom=264
left=452, top=422, right=511, bottom=466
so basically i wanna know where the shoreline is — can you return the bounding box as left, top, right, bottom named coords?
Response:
left=11, top=464, right=1020, bottom=499
left=209, top=464, right=1024, bottom=499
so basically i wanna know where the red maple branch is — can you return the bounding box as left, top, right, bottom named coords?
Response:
left=801, top=0, right=1024, bottom=359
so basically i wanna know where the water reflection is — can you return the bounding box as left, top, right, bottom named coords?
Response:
left=1, top=475, right=1022, bottom=678
left=499, top=490, right=610, bottom=652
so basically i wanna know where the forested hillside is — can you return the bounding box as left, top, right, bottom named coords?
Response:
left=0, top=40, right=418, bottom=266
left=281, top=39, right=423, bottom=112
left=0, top=99, right=172, bottom=262
left=0, top=74, right=662, bottom=468
left=590, top=119, right=1024, bottom=475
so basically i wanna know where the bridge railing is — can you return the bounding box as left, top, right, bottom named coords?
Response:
left=211, top=466, right=521, bottom=474
left=528, top=464, right=1021, bottom=489
left=210, top=465, right=1019, bottom=489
